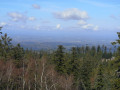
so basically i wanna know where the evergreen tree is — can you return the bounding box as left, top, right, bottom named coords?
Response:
left=111, top=32, right=120, bottom=90
left=80, top=54, right=92, bottom=90
left=102, top=46, right=107, bottom=59
left=0, top=28, right=13, bottom=59
left=54, top=45, right=66, bottom=74
left=97, top=45, right=101, bottom=53
left=91, top=46, right=96, bottom=56
left=70, top=47, right=79, bottom=79
left=1, top=33, right=12, bottom=58
left=13, top=44, right=24, bottom=60
left=96, top=64, right=104, bottom=90
left=85, top=45, right=90, bottom=54
left=81, top=46, right=85, bottom=54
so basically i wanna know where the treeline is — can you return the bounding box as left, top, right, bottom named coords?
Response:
left=0, top=27, right=120, bottom=90
left=49, top=44, right=114, bottom=90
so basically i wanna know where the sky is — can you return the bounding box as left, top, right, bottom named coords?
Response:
left=0, top=0, right=120, bottom=43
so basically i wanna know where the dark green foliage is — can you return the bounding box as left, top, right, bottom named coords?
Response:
left=97, top=45, right=101, bottom=53
left=0, top=29, right=12, bottom=59
left=50, top=44, right=114, bottom=89
left=13, top=44, right=24, bottom=60
left=111, top=32, right=120, bottom=90
left=12, top=44, right=24, bottom=68
left=0, top=28, right=24, bottom=60
left=70, top=47, right=80, bottom=79
left=85, top=45, right=90, bottom=53
left=96, top=64, right=104, bottom=90
left=112, top=78, right=120, bottom=90
left=54, top=45, right=66, bottom=74
left=91, top=46, right=96, bottom=56
left=80, top=55, right=93, bottom=90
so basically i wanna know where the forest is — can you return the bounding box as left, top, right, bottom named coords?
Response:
left=0, top=27, right=120, bottom=90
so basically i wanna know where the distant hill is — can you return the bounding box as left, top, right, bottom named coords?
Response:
left=12, top=41, right=115, bottom=51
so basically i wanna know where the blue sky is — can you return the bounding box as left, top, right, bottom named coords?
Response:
left=0, top=0, right=120, bottom=42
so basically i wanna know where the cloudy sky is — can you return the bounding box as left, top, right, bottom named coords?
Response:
left=0, top=0, right=120, bottom=42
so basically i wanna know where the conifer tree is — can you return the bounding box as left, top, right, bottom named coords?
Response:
left=70, top=47, right=79, bottom=79
left=80, top=54, right=92, bottom=90
left=96, top=64, right=104, bottom=90
left=85, top=46, right=90, bottom=54
left=1, top=33, right=12, bottom=58
left=91, top=46, right=96, bottom=56
left=13, top=44, right=24, bottom=60
left=111, top=32, right=120, bottom=90
left=97, top=45, right=101, bottom=53
left=54, top=45, right=66, bottom=74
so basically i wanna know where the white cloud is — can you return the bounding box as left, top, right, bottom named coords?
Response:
left=81, top=24, right=99, bottom=31
left=81, top=24, right=93, bottom=29
left=33, top=25, right=55, bottom=31
left=56, top=24, right=61, bottom=29
left=78, top=20, right=87, bottom=25
left=28, top=17, right=36, bottom=21
left=54, top=8, right=89, bottom=20
left=8, top=12, right=36, bottom=22
left=93, top=26, right=99, bottom=31
left=8, top=12, right=27, bottom=22
left=53, top=8, right=99, bottom=31
left=0, top=22, right=7, bottom=26
left=77, top=19, right=99, bottom=31
left=32, top=4, right=40, bottom=9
